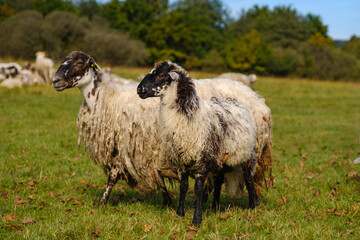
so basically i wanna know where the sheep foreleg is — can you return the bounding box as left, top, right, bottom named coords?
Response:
left=192, top=174, right=205, bottom=226
left=176, top=168, right=189, bottom=217
left=99, top=167, right=120, bottom=205
left=242, top=157, right=260, bottom=209
left=212, top=171, right=224, bottom=211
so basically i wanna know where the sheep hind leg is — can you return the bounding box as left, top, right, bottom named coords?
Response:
left=160, top=178, right=172, bottom=207
left=99, top=167, right=120, bottom=205
left=242, top=155, right=260, bottom=209
left=212, top=171, right=224, bottom=211
left=192, top=174, right=205, bottom=226
left=176, top=168, right=189, bottom=217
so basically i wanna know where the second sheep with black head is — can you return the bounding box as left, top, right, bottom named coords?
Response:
left=137, top=60, right=259, bottom=226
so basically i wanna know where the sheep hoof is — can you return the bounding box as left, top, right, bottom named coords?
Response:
left=249, top=197, right=260, bottom=209
left=192, top=217, right=202, bottom=226
left=98, top=198, right=108, bottom=206
left=176, top=208, right=185, bottom=217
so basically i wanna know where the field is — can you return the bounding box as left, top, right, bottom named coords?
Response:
left=0, top=69, right=359, bottom=239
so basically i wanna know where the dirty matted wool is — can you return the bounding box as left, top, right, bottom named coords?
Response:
left=77, top=79, right=273, bottom=196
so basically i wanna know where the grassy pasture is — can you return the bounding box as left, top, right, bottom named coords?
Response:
left=0, top=70, right=359, bottom=239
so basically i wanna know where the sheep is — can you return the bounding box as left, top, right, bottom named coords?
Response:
left=0, top=77, right=23, bottom=88
left=0, top=62, right=22, bottom=81
left=102, top=67, right=136, bottom=85
left=35, top=51, right=54, bottom=84
left=53, top=51, right=177, bottom=205
left=54, top=51, right=272, bottom=207
left=137, top=60, right=259, bottom=226
left=218, top=72, right=257, bottom=89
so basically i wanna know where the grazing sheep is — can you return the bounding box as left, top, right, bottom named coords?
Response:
left=137, top=60, right=258, bottom=226
left=54, top=51, right=272, bottom=207
left=35, top=51, right=54, bottom=84
left=218, top=72, right=257, bottom=89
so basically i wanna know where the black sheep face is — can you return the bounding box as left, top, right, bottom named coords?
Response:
left=137, top=60, right=178, bottom=99
left=52, top=51, right=97, bottom=91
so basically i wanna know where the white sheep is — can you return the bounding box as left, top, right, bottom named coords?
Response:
left=102, top=67, right=136, bottom=84
left=218, top=72, right=257, bottom=89
left=137, top=60, right=259, bottom=226
left=53, top=51, right=272, bottom=207
left=35, top=51, right=54, bottom=84
left=0, top=77, right=23, bottom=88
left=0, top=62, right=22, bottom=81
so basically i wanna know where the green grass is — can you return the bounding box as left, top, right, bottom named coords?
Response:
left=0, top=74, right=359, bottom=239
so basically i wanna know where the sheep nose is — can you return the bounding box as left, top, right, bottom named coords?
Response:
left=52, top=76, right=61, bottom=84
left=137, top=86, right=145, bottom=95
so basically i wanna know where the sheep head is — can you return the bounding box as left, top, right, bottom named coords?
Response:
left=137, top=60, right=188, bottom=99
left=53, top=51, right=99, bottom=91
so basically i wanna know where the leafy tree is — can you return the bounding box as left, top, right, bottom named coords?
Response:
left=305, top=13, right=328, bottom=37
left=343, top=35, right=360, bottom=59
left=231, top=6, right=327, bottom=49
left=76, top=0, right=99, bottom=20
left=225, top=29, right=270, bottom=74
left=0, top=3, right=16, bottom=21
left=146, top=0, right=230, bottom=67
left=0, top=10, right=43, bottom=58
left=34, top=0, right=76, bottom=16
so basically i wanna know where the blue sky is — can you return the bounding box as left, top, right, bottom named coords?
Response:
left=97, top=0, right=360, bottom=40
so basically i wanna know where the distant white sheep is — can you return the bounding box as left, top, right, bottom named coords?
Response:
left=102, top=67, right=136, bottom=84
left=35, top=51, right=54, bottom=84
left=218, top=72, right=257, bottom=88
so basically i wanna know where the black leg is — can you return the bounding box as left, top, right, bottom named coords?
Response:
left=99, top=167, right=120, bottom=205
left=176, top=168, right=189, bottom=217
left=161, top=181, right=172, bottom=207
left=192, top=174, right=205, bottom=226
left=212, top=171, right=224, bottom=211
left=242, top=157, right=259, bottom=208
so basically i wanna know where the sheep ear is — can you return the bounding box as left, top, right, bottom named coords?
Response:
left=169, top=71, right=180, bottom=81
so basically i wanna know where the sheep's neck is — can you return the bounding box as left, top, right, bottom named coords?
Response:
left=162, top=79, right=200, bottom=118
left=78, top=70, right=100, bottom=111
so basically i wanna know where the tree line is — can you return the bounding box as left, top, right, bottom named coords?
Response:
left=0, top=0, right=359, bottom=81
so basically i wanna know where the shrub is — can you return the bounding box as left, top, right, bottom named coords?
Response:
left=0, top=10, right=43, bottom=59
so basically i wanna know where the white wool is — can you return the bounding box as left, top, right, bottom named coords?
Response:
left=0, top=78, right=23, bottom=88
left=160, top=83, right=256, bottom=169
left=217, top=73, right=257, bottom=88
left=35, top=51, right=54, bottom=84
left=102, top=67, right=136, bottom=85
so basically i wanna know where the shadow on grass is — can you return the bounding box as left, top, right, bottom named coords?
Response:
left=86, top=181, right=261, bottom=215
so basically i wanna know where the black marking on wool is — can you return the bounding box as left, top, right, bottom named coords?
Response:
left=200, top=123, right=222, bottom=172
left=176, top=75, right=199, bottom=118
left=91, top=71, right=100, bottom=96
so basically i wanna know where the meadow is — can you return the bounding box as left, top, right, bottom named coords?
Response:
left=0, top=69, right=359, bottom=239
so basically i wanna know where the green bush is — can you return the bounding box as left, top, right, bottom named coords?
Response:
left=0, top=10, right=43, bottom=59
left=0, top=10, right=148, bottom=65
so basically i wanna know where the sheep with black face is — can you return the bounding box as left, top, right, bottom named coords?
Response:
left=138, top=60, right=259, bottom=226
left=53, top=51, right=177, bottom=205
